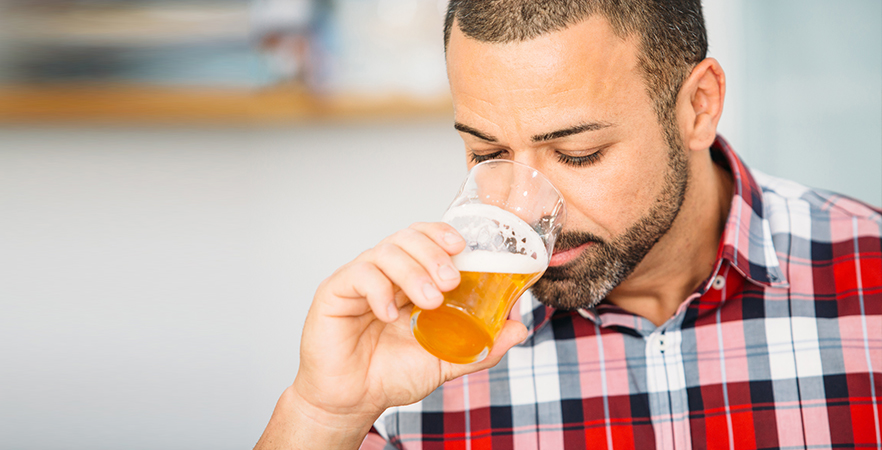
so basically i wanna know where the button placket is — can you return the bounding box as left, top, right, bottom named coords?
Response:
left=646, top=327, right=691, bottom=449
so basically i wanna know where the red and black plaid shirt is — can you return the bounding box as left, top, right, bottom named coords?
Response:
left=362, top=137, right=882, bottom=449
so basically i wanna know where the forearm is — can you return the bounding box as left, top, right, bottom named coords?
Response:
left=254, top=384, right=380, bottom=450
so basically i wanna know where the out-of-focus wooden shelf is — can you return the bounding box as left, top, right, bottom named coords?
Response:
left=5, top=4, right=251, bottom=47
left=0, top=84, right=453, bottom=125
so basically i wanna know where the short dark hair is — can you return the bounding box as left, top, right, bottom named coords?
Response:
left=443, top=0, right=708, bottom=120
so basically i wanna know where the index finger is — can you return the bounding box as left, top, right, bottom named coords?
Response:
left=407, top=222, right=466, bottom=256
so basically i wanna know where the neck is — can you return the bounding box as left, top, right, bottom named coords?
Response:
left=605, top=150, right=733, bottom=327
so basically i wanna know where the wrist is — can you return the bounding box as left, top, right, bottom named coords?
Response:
left=255, top=384, right=382, bottom=450
left=291, top=372, right=387, bottom=421
left=290, top=383, right=382, bottom=434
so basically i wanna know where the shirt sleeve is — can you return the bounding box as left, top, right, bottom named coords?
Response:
left=359, top=426, right=396, bottom=450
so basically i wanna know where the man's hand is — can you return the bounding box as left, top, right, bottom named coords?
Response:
left=255, top=222, right=528, bottom=450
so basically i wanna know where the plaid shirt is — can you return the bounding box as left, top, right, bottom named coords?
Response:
left=361, top=137, right=882, bottom=449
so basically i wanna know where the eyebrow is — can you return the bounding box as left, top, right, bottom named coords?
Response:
left=454, top=121, right=613, bottom=144
left=454, top=122, right=498, bottom=142
left=531, top=122, right=613, bottom=142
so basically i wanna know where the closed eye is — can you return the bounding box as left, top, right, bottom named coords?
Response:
left=556, top=147, right=608, bottom=167
left=469, top=150, right=506, bottom=164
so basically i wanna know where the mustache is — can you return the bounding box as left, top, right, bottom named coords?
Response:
left=553, top=230, right=604, bottom=253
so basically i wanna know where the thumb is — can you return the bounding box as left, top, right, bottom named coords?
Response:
left=446, top=320, right=529, bottom=378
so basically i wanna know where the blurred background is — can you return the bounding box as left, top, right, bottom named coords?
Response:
left=0, top=0, right=879, bottom=449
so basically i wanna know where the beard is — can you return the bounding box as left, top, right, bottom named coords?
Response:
left=530, top=128, right=690, bottom=310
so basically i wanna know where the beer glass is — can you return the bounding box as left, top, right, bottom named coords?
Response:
left=411, top=160, right=566, bottom=364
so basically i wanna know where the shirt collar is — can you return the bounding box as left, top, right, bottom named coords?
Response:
left=713, top=135, right=789, bottom=289
left=517, top=135, right=789, bottom=336
left=513, top=291, right=555, bottom=339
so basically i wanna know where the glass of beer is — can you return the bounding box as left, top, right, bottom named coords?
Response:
left=410, top=160, right=565, bottom=364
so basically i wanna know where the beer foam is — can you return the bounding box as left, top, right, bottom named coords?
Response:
left=443, top=203, right=549, bottom=274
left=451, top=250, right=547, bottom=274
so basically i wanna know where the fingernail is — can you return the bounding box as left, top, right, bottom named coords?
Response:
left=422, top=283, right=442, bottom=302
left=444, top=232, right=463, bottom=245
left=438, top=264, right=459, bottom=281
left=387, top=302, right=399, bottom=320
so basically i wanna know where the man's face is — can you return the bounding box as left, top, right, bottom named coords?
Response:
left=446, top=16, right=689, bottom=309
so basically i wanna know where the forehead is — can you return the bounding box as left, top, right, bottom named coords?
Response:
left=446, top=16, right=645, bottom=131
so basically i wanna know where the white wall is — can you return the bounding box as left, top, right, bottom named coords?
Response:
left=0, top=123, right=466, bottom=449
left=706, top=0, right=881, bottom=205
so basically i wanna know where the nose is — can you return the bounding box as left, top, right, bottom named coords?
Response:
left=474, top=159, right=563, bottom=223
left=506, top=155, right=567, bottom=232
left=509, top=151, right=541, bottom=171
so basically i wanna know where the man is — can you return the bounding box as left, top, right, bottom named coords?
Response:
left=256, top=1, right=882, bottom=448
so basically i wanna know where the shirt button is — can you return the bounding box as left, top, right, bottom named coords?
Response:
left=712, top=275, right=726, bottom=290
left=577, top=308, right=592, bottom=319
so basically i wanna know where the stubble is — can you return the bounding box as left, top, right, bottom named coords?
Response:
left=530, top=131, right=690, bottom=310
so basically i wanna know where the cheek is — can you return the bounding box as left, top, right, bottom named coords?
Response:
left=551, top=148, right=669, bottom=238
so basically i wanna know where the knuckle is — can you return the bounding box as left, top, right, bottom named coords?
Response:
left=365, top=276, right=392, bottom=298
left=348, top=261, right=376, bottom=279
left=325, top=264, right=349, bottom=284
left=396, top=227, right=422, bottom=242
left=401, top=267, right=431, bottom=289
left=374, top=234, right=395, bottom=249
left=355, top=248, right=373, bottom=261
left=373, top=242, right=399, bottom=260
left=315, top=277, right=331, bottom=295
left=352, top=262, right=391, bottom=290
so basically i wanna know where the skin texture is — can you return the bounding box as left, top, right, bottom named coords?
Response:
left=254, top=15, right=730, bottom=450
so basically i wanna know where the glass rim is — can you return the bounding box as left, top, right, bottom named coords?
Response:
left=470, top=158, right=566, bottom=208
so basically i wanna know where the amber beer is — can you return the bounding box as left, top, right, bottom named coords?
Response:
left=411, top=204, right=549, bottom=364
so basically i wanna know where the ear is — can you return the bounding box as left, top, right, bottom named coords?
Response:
left=677, top=58, right=725, bottom=152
